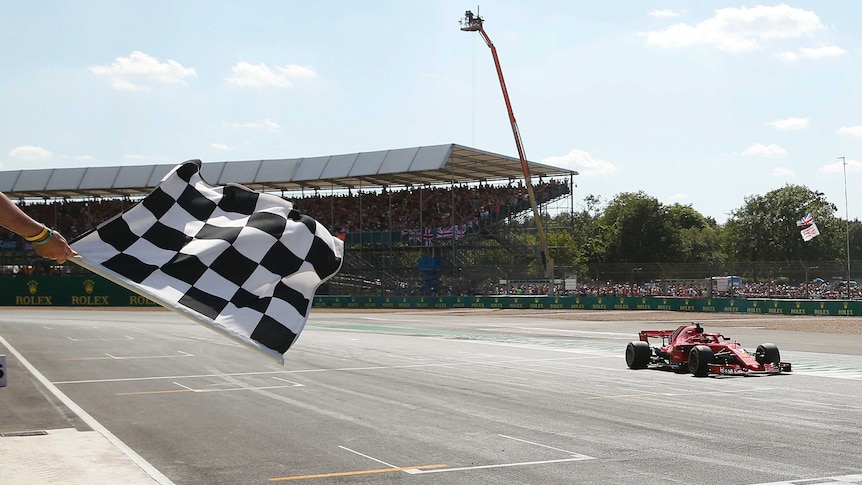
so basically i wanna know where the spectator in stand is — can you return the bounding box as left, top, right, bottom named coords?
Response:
left=0, top=191, right=76, bottom=264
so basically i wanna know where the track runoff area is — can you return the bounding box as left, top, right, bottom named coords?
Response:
left=1, top=308, right=861, bottom=484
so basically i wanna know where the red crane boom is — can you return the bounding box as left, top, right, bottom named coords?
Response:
left=460, top=10, right=554, bottom=279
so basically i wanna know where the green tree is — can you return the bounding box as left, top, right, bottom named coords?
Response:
left=598, top=191, right=681, bottom=263
left=550, top=194, right=606, bottom=266
left=723, top=184, right=842, bottom=261
left=666, top=203, right=723, bottom=262
left=850, top=219, right=862, bottom=260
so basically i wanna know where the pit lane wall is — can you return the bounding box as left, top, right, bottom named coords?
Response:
left=0, top=276, right=859, bottom=316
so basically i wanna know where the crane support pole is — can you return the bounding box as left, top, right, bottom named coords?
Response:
left=474, top=25, right=554, bottom=280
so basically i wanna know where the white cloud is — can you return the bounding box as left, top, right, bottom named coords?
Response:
left=837, top=126, right=862, bottom=136
left=820, top=158, right=862, bottom=173
left=89, top=51, right=196, bottom=91
left=799, top=45, right=846, bottom=58
left=645, top=4, right=822, bottom=52
left=668, top=193, right=689, bottom=200
left=649, top=9, right=679, bottom=18
left=742, top=143, right=788, bottom=158
left=778, top=44, right=846, bottom=61
left=9, top=145, right=52, bottom=160
left=225, top=119, right=281, bottom=132
left=541, top=149, right=617, bottom=175
left=772, top=167, right=795, bottom=177
left=211, top=143, right=231, bottom=151
left=225, top=62, right=316, bottom=88
left=767, top=117, right=808, bottom=130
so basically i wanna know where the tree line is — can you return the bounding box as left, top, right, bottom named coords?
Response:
left=542, top=184, right=862, bottom=267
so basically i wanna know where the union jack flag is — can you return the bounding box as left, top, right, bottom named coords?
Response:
left=455, top=224, right=466, bottom=240
left=423, top=228, right=434, bottom=246
left=436, top=226, right=454, bottom=239
left=796, top=214, right=814, bottom=227
left=403, top=229, right=421, bottom=243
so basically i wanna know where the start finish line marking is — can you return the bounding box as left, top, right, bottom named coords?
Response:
left=269, top=433, right=595, bottom=481
left=115, top=375, right=305, bottom=396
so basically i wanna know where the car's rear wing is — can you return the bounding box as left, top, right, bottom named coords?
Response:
left=638, top=329, right=677, bottom=342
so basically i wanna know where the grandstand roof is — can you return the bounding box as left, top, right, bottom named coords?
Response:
left=0, top=143, right=577, bottom=199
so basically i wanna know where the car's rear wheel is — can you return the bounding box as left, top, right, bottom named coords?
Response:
left=756, top=343, right=780, bottom=366
left=625, top=341, right=651, bottom=369
left=689, top=345, right=713, bottom=377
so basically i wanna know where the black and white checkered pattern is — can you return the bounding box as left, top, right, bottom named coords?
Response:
left=70, top=161, right=343, bottom=363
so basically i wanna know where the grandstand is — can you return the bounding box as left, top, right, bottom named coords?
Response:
left=1, top=143, right=578, bottom=296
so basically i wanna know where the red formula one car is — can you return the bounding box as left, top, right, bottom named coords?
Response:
left=625, top=323, right=792, bottom=377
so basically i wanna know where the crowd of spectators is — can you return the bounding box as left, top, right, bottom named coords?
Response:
left=292, top=178, right=569, bottom=234
left=0, top=179, right=569, bottom=245
left=0, top=198, right=134, bottom=247
left=492, top=280, right=861, bottom=300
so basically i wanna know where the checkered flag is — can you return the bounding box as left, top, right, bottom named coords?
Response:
left=70, top=160, right=343, bottom=364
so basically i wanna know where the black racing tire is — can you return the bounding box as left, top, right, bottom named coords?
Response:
left=756, top=343, right=780, bottom=365
left=689, top=345, right=713, bottom=377
left=625, top=341, right=651, bottom=369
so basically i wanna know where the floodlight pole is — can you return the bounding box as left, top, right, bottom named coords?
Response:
left=460, top=10, right=555, bottom=280
left=840, top=156, right=851, bottom=299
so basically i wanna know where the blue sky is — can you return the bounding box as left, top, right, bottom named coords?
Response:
left=1, top=1, right=860, bottom=224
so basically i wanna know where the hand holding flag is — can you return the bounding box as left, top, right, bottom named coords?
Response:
left=69, top=161, right=343, bottom=364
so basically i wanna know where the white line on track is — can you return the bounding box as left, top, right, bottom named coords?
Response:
left=0, top=335, right=175, bottom=485
left=173, top=381, right=195, bottom=391
left=67, top=335, right=135, bottom=341
left=498, top=434, right=593, bottom=458
left=749, top=474, right=862, bottom=484
left=508, top=327, right=634, bottom=338
left=104, top=351, right=193, bottom=360
left=406, top=457, right=594, bottom=474
left=408, top=433, right=595, bottom=475
left=338, top=445, right=399, bottom=468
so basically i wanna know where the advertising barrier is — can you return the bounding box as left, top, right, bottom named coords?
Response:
left=0, top=275, right=159, bottom=307
left=0, top=276, right=859, bottom=316
left=311, top=294, right=861, bottom=316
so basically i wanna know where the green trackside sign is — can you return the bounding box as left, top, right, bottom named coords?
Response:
left=311, top=295, right=862, bottom=317
left=0, top=276, right=859, bottom=316
left=0, top=275, right=159, bottom=307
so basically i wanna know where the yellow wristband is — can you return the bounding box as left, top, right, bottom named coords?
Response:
left=31, top=228, right=54, bottom=246
left=25, top=225, right=49, bottom=242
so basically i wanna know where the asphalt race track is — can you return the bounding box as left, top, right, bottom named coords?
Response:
left=2, top=308, right=862, bottom=484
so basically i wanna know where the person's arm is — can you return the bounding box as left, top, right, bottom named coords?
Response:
left=0, top=192, right=77, bottom=264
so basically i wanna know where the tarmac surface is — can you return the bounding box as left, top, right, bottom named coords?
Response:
left=2, top=308, right=862, bottom=484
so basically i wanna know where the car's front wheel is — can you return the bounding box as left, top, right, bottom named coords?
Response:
left=755, top=343, right=780, bottom=366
